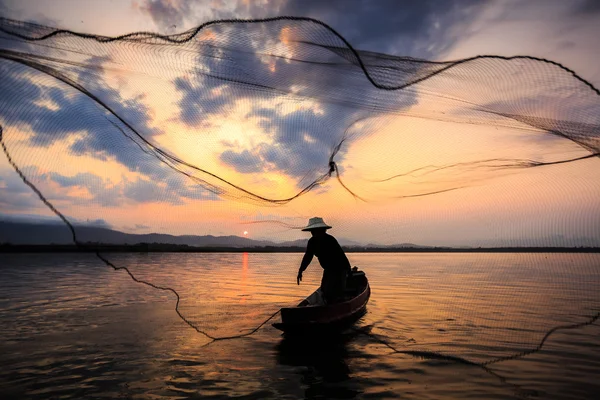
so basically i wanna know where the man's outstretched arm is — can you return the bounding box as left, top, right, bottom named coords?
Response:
left=297, top=250, right=313, bottom=285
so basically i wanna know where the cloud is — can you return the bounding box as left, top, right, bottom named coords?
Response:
left=159, top=16, right=424, bottom=187
left=278, top=0, right=489, bottom=58
left=134, top=0, right=489, bottom=58
left=0, top=169, right=31, bottom=194
left=437, top=0, right=600, bottom=83
left=0, top=53, right=221, bottom=206
left=173, top=76, right=233, bottom=127
left=571, top=0, right=600, bottom=15
left=0, top=209, right=111, bottom=228
left=0, top=211, right=62, bottom=224
left=72, top=218, right=112, bottom=229
left=122, top=177, right=176, bottom=204
left=220, top=149, right=264, bottom=174
left=134, top=0, right=484, bottom=169
left=0, top=0, right=59, bottom=27
left=133, top=3, right=451, bottom=187
left=0, top=56, right=160, bottom=148
left=218, top=105, right=368, bottom=185
left=134, top=0, right=279, bottom=31
left=46, top=171, right=121, bottom=207
left=0, top=167, right=94, bottom=212
left=136, top=0, right=192, bottom=31
left=1, top=15, right=417, bottom=204
left=49, top=171, right=103, bottom=188
left=219, top=107, right=350, bottom=178
left=6, top=3, right=595, bottom=209
left=0, top=171, right=43, bottom=211
left=45, top=170, right=219, bottom=206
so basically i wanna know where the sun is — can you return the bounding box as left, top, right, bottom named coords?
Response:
left=243, top=231, right=248, bottom=236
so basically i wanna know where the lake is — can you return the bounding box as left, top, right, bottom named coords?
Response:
left=1, top=252, right=599, bottom=399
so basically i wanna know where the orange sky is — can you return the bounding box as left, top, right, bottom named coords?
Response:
left=0, top=1, right=598, bottom=246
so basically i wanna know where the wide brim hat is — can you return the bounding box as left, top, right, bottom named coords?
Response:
left=302, top=217, right=332, bottom=231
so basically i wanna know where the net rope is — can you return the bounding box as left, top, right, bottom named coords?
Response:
left=0, top=15, right=598, bottom=375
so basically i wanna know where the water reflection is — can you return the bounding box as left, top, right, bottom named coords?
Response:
left=242, top=252, right=249, bottom=272
left=275, top=331, right=362, bottom=399
left=240, top=252, right=249, bottom=304
left=1, top=253, right=599, bottom=399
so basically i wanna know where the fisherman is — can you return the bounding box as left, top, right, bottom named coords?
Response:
left=297, top=217, right=352, bottom=304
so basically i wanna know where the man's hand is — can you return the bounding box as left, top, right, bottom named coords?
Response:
left=297, top=270, right=303, bottom=285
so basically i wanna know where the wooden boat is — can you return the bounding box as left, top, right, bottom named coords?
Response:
left=272, top=268, right=370, bottom=334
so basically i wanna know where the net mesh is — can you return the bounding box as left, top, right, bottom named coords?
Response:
left=0, top=16, right=599, bottom=369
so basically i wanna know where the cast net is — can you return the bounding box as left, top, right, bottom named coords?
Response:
left=0, top=16, right=599, bottom=369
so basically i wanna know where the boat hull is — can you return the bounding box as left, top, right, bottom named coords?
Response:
left=272, top=271, right=370, bottom=334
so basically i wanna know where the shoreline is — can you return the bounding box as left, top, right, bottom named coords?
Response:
left=1, top=244, right=599, bottom=253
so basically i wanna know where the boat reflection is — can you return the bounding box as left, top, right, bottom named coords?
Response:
left=275, top=330, right=363, bottom=399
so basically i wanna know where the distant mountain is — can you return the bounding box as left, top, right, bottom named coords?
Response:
left=1, top=221, right=597, bottom=250
left=0, top=221, right=275, bottom=247
left=0, top=220, right=425, bottom=249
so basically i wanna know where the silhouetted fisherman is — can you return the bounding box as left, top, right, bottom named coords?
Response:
left=297, top=217, right=351, bottom=304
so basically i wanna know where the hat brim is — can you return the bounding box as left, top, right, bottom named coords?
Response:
left=302, top=224, right=332, bottom=231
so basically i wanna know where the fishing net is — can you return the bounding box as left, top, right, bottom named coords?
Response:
left=1, top=16, right=599, bottom=370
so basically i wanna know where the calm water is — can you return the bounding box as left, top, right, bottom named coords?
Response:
left=0, top=252, right=599, bottom=399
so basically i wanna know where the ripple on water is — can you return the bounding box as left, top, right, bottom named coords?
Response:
left=0, top=252, right=599, bottom=399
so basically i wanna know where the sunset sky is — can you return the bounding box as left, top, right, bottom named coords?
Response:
left=0, top=0, right=599, bottom=246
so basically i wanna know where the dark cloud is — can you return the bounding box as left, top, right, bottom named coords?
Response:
left=173, top=76, right=232, bottom=127
left=122, top=177, right=177, bottom=204
left=0, top=56, right=218, bottom=206
left=136, top=0, right=490, bottom=58
left=220, top=149, right=263, bottom=173
left=200, top=23, right=421, bottom=182
left=169, top=23, right=276, bottom=128
left=0, top=167, right=82, bottom=211
left=46, top=171, right=121, bottom=207
left=0, top=191, right=40, bottom=211
left=0, top=1, right=8, bottom=16
left=135, top=0, right=274, bottom=32
left=0, top=170, right=42, bottom=211
left=121, top=174, right=219, bottom=205
left=252, top=107, right=346, bottom=177
left=1, top=12, right=425, bottom=203
left=0, top=211, right=62, bottom=224
left=1, top=168, right=31, bottom=194
left=72, top=218, right=111, bottom=229
left=0, top=0, right=58, bottom=27
left=0, top=57, right=160, bottom=148
left=219, top=104, right=358, bottom=181
left=136, top=0, right=192, bottom=31
left=280, top=0, right=490, bottom=58
left=49, top=171, right=103, bottom=188
left=45, top=170, right=218, bottom=206
left=122, top=175, right=219, bottom=204
left=573, top=0, right=600, bottom=15
left=163, top=17, right=422, bottom=186
left=0, top=210, right=111, bottom=228
left=134, top=3, right=460, bottom=186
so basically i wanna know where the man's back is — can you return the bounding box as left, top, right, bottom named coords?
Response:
left=306, top=233, right=351, bottom=273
